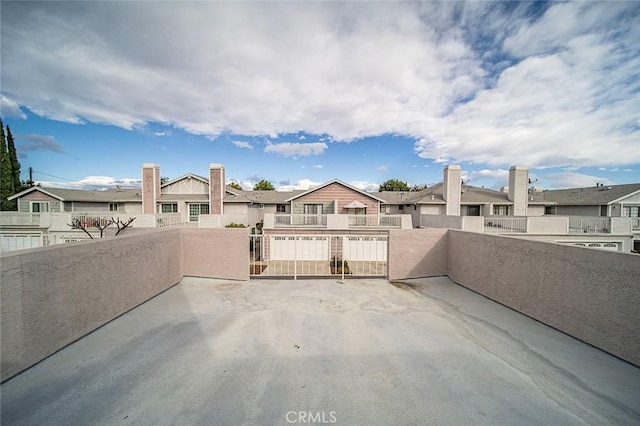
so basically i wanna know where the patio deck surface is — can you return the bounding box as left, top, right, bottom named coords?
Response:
left=1, top=276, right=639, bottom=425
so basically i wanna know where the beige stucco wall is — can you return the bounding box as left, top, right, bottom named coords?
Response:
left=388, top=229, right=448, bottom=281
left=0, top=227, right=249, bottom=382
left=181, top=228, right=249, bottom=280
left=447, top=230, right=640, bottom=366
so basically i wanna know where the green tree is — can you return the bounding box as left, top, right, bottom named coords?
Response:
left=410, top=184, right=429, bottom=191
left=379, top=179, right=410, bottom=192
left=1, top=120, right=17, bottom=210
left=6, top=125, right=21, bottom=192
left=228, top=182, right=243, bottom=190
left=254, top=179, right=275, bottom=191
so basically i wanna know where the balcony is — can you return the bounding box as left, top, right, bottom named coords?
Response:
left=484, top=217, right=527, bottom=233
left=348, top=214, right=403, bottom=228
left=274, top=214, right=328, bottom=228
left=568, top=216, right=611, bottom=234
left=0, top=212, right=45, bottom=227
left=631, top=217, right=640, bottom=231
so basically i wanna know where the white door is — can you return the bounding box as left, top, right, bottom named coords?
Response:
left=343, top=236, right=388, bottom=261
left=269, top=236, right=329, bottom=260
left=0, top=234, right=43, bottom=252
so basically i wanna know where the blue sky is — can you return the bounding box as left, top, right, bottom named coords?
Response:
left=1, top=1, right=639, bottom=192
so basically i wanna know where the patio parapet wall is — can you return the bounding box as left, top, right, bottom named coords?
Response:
left=445, top=231, right=640, bottom=367
left=389, top=229, right=640, bottom=366
left=0, top=228, right=249, bottom=382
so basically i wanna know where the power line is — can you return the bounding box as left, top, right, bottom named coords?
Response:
left=31, top=170, right=77, bottom=182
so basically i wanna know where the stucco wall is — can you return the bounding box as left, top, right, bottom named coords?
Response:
left=388, top=229, right=448, bottom=281
left=0, top=229, right=183, bottom=382
left=0, top=227, right=250, bottom=382
left=181, top=228, right=249, bottom=280
left=447, top=230, right=640, bottom=366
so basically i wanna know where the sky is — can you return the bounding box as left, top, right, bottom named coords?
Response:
left=1, top=1, right=639, bottom=192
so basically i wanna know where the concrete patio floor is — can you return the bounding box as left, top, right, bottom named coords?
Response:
left=1, top=276, right=639, bottom=425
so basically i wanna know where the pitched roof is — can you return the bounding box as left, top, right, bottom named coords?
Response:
left=285, top=179, right=386, bottom=203
left=8, top=186, right=142, bottom=202
left=542, top=183, right=640, bottom=205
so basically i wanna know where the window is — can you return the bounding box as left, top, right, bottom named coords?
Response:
left=303, top=204, right=323, bottom=215
left=161, top=203, right=178, bottom=213
left=600, top=205, right=608, bottom=216
left=380, top=205, right=391, bottom=214
left=622, top=206, right=639, bottom=217
left=493, top=205, right=509, bottom=215
left=545, top=206, right=557, bottom=215
left=30, top=202, right=50, bottom=213
left=189, top=203, right=210, bottom=222
left=109, top=203, right=118, bottom=212
left=276, top=204, right=287, bottom=213
left=463, top=205, right=481, bottom=216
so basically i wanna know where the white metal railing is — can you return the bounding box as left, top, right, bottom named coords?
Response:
left=274, top=214, right=327, bottom=227
left=349, top=215, right=402, bottom=228
left=155, top=214, right=189, bottom=228
left=631, top=217, right=640, bottom=230
left=0, top=212, right=41, bottom=226
left=69, top=213, right=114, bottom=228
left=568, top=216, right=611, bottom=234
left=483, top=217, right=527, bottom=233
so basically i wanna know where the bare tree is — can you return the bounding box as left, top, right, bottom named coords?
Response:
left=68, top=216, right=136, bottom=238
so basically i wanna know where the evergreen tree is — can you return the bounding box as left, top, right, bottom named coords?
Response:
left=379, top=179, right=410, bottom=192
left=254, top=179, right=275, bottom=191
left=1, top=120, right=17, bottom=210
left=6, top=125, right=21, bottom=191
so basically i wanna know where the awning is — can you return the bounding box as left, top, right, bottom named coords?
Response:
left=345, top=200, right=367, bottom=209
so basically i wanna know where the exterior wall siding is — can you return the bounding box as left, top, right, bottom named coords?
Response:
left=556, top=205, right=600, bottom=216
left=293, top=183, right=378, bottom=215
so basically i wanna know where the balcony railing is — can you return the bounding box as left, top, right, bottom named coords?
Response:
left=568, top=216, right=611, bottom=234
left=631, top=217, right=640, bottom=231
left=156, top=214, right=192, bottom=228
left=349, top=215, right=402, bottom=228
left=483, top=217, right=527, bottom=233
left=0, top=212, right=41, bottom=226
left=274, top=214, right=328, bottom=227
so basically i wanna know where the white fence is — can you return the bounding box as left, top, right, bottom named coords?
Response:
left=483, top=217, right=527, bottom=233
left=0, top=212, right=41, bottom=226
left=631, top=217, right=640, bottom=231
left=348, top=215, right=402, bottom=228
left=568, top=216, right=611, bottom=234
left=249, top=234, right=388, bottom=279
left=274, top=214, right=328, bottom=227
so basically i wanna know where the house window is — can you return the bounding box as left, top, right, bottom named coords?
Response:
left=600, top=205, right=608, bottom=216
left=189, top=203, right=210, bottom=222
left=30, top=202, right=50, bottom=213
left=276, top=204, right=287, bottom=213
left=462, top=205, right=480, bottom=216
left=622, top=206, right=639, bottom=217
left=493, top=205, right=509, bottom=215
left=380, top=205, right=391, bottom=214
left=109, top=203, right=118, bottom=212
left=161, top=203, right=178, bottom=213
left=303, top=204, right=323, bottom=215
left=545, top=206, right=557, bottom=215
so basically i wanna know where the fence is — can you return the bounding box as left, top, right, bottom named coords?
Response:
left=274, top=214, right=328, bottom=227
left=483, top=217, right=527, bottom=233
left=568, top=216, right=611, bottom=234
left=249, top=234, right=388, bottom=279
left=349, top=215, right=402, bottom=228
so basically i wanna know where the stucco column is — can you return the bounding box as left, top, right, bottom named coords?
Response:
left=142, top=163, right=160, bottom=214
left=209, top=163, right=225, bottom=215
left=508, top=165, right=529, bottom=216
left=443, top=165, right=461, bottom=216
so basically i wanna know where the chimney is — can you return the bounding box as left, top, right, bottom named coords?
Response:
left=142, top=163, right=160, bottom=214
left=443, top=165, right=461, bottom=216
left=209, top=163, right=225, bottom=215
left=508, top=165, right=528, bottom=216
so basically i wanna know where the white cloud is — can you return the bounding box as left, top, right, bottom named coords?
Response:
left=543, top=172, right=614, bottom=189
left=312, top=164, right=323, bottom=169
left=16, top=134, right=65, bottom=157
left=37, top=176, right=141, bottom=190
left=1, top=95, right=26, bottom=119
left=232, top=140, right=253, bottom=150
left=2, top=1, right=638, bottom=169
left=349, top=180, right=380, bottom=192
left=264, top=142, right=327, bottom=158
left=277, top=178, right=321, bottom=191
left=376, top=165, right=388, bottom=173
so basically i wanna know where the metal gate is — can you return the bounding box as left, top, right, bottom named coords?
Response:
left=249, top=234, right=388, bottom=278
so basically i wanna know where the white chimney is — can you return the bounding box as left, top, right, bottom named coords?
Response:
left=443, top=165, right=461, bottom=216
left=508, top=165, right=528, bottom=216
